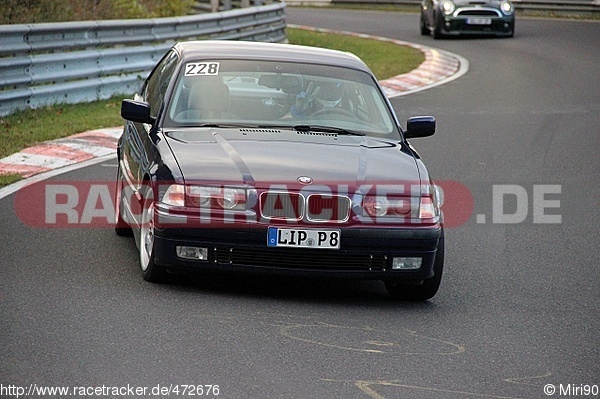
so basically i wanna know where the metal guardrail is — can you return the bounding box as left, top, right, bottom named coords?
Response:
left=194, top=0, right=280, bottom=12
left=1, top=0, right=596, bottom=117
left=512, top=0, right=600, bottom=12
left=285, top=0, right=600, bottom=13
left=0, top=2, right=286, bottom=117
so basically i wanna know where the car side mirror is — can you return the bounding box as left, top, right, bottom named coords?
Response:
left=404, top=116, right=435, bottom=139
left=121, top=99, right=155, bottom=125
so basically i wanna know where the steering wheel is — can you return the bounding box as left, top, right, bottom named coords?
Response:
left=311, top=107, right=359, bottom=119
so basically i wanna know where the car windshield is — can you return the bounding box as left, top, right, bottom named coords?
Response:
left=165, top=59, right=400, bottom=138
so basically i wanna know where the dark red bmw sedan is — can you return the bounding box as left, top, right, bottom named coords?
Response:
left=116, top=40, right=444, bottom=300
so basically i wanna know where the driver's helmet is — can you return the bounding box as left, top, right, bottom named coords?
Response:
left=315, top=81, right=344, bottom=108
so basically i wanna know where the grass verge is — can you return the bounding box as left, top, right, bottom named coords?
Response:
left=0, top=27, right=424, bottom=187
left=286, top=27, right=424, bottom=79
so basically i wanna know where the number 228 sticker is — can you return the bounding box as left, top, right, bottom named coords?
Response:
left=185, top=62, right=220, bottom=76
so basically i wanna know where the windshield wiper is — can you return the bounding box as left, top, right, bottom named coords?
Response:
left=196, top=123, right=258, bottom=128
left=292, top=124, right=366, bottom=136
left=241, top=124, right=367, bottom=136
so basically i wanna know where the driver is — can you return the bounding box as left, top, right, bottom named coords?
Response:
left=290, top=80, right=346, bottom=117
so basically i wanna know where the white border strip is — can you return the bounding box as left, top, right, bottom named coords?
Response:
left=0, top=154, right=116, bottom=200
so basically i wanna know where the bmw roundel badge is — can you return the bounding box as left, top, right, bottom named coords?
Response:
left=297, top=176, right=313, bottom=185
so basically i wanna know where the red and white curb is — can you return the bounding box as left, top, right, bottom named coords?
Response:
left=0, top=33, right=468, bottom=189
left=0, top=127, right=122, bottom=178
left=380, top=44, right=467, bottom=97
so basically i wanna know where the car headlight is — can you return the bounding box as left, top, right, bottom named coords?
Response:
left=187, top=186, right=247, bottom=211
left=419, top=184, right=442, bottom=220
left=500, top=0, right=514, bottom=15
left=418, top=196, right=439, bottom=219
left=362, top=183, right=441, bottom=222
left=160, top=184, right=185, bottom=207
left=159, top=184, right=247, bottom=211
left=441, top=0, right=456, bottom=15
left=363, top=195, right=411, bottom=217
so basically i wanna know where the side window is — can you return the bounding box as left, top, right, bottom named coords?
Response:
left=142, top=50, right=180, bottom=118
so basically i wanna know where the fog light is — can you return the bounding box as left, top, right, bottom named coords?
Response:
left=392, top=257, right=422, bottom=270
left=176, top=246, right=208, bottom=261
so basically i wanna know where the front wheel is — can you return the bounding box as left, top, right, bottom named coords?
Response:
left=385, top=234, right=445, bottom=301
left=420, top=13, right=430, bottom=36
left=432, top=13, right=445, bottom=39
left=138, top=188, right=168, bottom=283
left=114, top=165, right=133, bottom=237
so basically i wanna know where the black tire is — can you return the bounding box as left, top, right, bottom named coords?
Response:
left=432, top=13, right=444, bottom=39
left=420, top=13, right=429, bottom=36
left=433, top=24, right=444, bottom=39
left=114, top=164, right=133, bottom=237
left=138, top=186, right=168, bottom=283
left=507, top=20, right=515, bottom=38
left=385, top=233, right=445, bottom=301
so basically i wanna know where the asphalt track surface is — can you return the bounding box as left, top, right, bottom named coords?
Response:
left=1, top=10, right=599, bottom=399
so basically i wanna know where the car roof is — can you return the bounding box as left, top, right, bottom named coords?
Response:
left=173, top=40, right=372, bottom=73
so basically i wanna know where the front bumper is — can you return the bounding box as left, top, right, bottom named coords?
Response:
left=152, top=225, right=443, bottom=281
left=440, top=14, right=514, bottom=36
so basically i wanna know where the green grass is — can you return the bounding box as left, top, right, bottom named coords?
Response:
left=286, top=27, right=424, bottom=80
left=0, top=174, right=23, bottom=187
left=0, top=27, right=424, bottom=187
left=0, top=96, right=125, bottom=158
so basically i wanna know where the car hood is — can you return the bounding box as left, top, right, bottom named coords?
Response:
left=163, top=128, right=421, bottom=187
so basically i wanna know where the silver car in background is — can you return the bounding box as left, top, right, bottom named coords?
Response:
left=420, top=0, right=515, bottom=38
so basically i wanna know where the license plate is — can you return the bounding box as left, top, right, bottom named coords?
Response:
left=466, top=17, right=492, bottom=25
left=267, top=227, right=340, bottom=249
